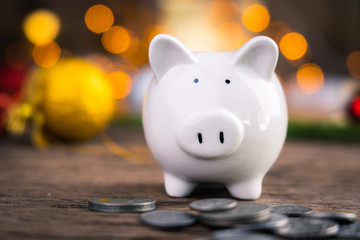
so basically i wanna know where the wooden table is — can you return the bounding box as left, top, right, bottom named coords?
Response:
left=1, top=126, right=359, bottom=239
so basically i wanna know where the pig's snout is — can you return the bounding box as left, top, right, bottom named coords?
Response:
left=176, top=109, right=244, bottom=159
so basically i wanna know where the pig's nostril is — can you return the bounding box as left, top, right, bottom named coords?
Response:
left=197, top=133, right=203, bottom=144
left=219, top=131, right=224, bottom=144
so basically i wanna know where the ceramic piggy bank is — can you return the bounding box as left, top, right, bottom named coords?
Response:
left=143, top=34, right=287, bottom=200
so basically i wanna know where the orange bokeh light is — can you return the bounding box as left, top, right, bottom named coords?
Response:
left=108, top=71, right=132, bottom=99
left=102, top=26, right=131, bottom=54
left=296, top=63, right=324, bottom=94
left=32, top=41, right=61, bottom=68
left=264, top=21, right=291, bottom=44
left=85, top=4, right=114, bottom=34
left=217, top=21, right=244, bottom=50
left=279, top=32, right=308, bottom=60
left=241, top=4, right=270, bottom=33
left=210, top=0, right=239, bottom=24
left=146, top=25, right=170, bottom=44
left=346, top=51, right=360, bottom=79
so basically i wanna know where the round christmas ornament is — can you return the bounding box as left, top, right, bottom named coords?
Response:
left=6, top=57, right=115, bottom=145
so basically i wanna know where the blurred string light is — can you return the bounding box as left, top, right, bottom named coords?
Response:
left=108, top=71, right=132, bottom=99
left=102, top=26, right=131, bottom=54
left=23, top=10, right=60, bottom=45
left=241, top=4, right=270, bottom=33
left=32, top=41, right=61, bottom=68
left=85, top=4, right=114, bottom=34
left=346, top=51, right=360, bottom=79
left=296, top=63, right=324, bottom=94
left=279, top=32, right=308, bottom=60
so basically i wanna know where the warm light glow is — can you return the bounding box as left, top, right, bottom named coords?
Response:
left=264, top=21, right=291, bottom=44
left=102, top=26, right=131, bottom=54
left=296, top=63, right=324, bottom=94
left=217, top=22, right=244, bottom=50
left=280, top=32, right=308, bottom=60
left=242, top=4, right=270, bottom=33
left=210, top=0, right=239, bottom=24
left=85, top=4, right=114, bottom=34
left=23, top=10, right=60, bottom=45
left=32, top=41, right=61, bottom=68
left=146, top=25, right=170, bottom=44
left=108, top=72, right=132, bottom=99
left=346, top=51, right=360, bottom=79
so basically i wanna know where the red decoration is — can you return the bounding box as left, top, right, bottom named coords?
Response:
left=350, top=96, right=360, bottom=121
left=0, top=64, right=27, bottom=133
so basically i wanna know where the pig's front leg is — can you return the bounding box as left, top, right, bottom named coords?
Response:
left=226, top=178, right=263, bottom=200
left=163, top=172, right=196, bottom=197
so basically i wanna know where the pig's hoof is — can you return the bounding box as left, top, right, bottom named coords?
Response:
left=227, top=179, right=262, bottom=200
left=164, top=172, right=196, bottom=197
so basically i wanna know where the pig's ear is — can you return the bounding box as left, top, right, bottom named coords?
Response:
left=149, top=34, right=198, bottom=81
left=231, top=36, right=278, bottom=80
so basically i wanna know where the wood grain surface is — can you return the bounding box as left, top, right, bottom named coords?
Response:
left=0, top=126, right=359, bottom=239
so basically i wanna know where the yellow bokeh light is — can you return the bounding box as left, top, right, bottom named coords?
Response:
left=102, top=26, right=131, bottom=54
left=108, top=71, right=132, bottom=99
left=210, top=0, right=239, bottom=24
left=217, top=21, right=244, bottom=50
left=242, top=4, right=270, bottom=33
left=85, top=4, right=114, bottom=34
left=23, top=10, right=60, bottom=45
left=279, top=32, right=308, bottom=60
left=296, top=63, right=324, bottom=94
left=346, top=51, right=360, bottom=79
left=32, top=41, right=61, bottom=68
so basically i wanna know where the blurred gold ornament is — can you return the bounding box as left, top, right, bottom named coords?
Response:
left=7, top=57, right=115, bottom=146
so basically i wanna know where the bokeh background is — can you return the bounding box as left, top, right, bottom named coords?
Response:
left=1, top=0, right=360, bottom=146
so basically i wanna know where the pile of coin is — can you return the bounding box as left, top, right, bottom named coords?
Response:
left=88, top=195, right=156, bottom=212
left=88, top=196, right=360, bottom=239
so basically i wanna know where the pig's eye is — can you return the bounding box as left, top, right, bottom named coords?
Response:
left=194, top=78, right=199, bottom=83
left=225, top=79, right=231, bottom=84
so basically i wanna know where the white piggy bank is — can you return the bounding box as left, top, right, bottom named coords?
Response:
left=143, top=34, right=287, bottom=200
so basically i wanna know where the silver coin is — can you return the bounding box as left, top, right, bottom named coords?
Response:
left=337, top=221, right=360, bottom=238
left=270, top=205, right=313, bottom=217
left=234, top=213, right=289, bottom=232
left=199, top=203, right=270, bottom=227
left=140, top=210, right=197, bottom=228
left=190, top=198, right=238, bottom=212
left=276, top=218, right=339, bottom=239
left=88, top=196, right=156, bottom=212
left=213, top=229, right=282, bottom=240
left=305, top=212, right=358, bottom=224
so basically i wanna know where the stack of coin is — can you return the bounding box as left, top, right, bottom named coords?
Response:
left=140, top=210, right=197, bottom=229
left=88, top=196, right=156, bottom=212
left=197, top=202, right=271, bottom=227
